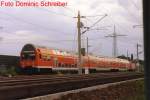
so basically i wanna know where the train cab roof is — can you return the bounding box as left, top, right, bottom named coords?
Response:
left=21, top=44, right=36, bottom=53
left=21, top=44, right=76, bottom=57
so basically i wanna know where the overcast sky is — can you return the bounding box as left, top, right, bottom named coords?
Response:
left=0, top=0, right=143, bottom=59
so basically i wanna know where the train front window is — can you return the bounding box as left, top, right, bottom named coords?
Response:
left=21, top=51, right=35, bottom=60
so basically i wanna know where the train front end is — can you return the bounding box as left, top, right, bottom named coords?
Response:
left=20, top=44, right=37, bottom=73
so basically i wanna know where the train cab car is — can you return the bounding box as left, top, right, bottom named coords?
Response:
left=20, top=44, right=36, bottom=68
left=20, top=44, right=39, bottom=73
left=20, top=44, right=59, bottom=73
left=20, top=44, right=78, bottom=73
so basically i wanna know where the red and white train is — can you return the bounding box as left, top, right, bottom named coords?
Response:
left=20, top=44, right=136, bottom=73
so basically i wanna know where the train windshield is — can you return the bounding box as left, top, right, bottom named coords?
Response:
left=21, top=44, right=36, bottom=60
left=21, top=51, right=35, bottom=60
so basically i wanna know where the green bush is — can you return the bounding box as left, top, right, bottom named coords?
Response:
left=0, top=66, right=18, bottom=76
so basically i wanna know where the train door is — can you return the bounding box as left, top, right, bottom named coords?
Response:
left=21, top=51, right=36, bottom=67
left=54, top=57, right=58, bottom=67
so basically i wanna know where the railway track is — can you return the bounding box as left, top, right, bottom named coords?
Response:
left=0, top=72, right=141, bottom=81
left=0, top=72, right=144, bottom=100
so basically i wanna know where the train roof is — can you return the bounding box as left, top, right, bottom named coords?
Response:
left=21, top=44, right=76, bottom=56
left=88, top=55, right=130, bottom=63
left=21, top=44, right=130, bottom=63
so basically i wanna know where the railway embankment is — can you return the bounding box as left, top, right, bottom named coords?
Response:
left=27, top=78, right=144, bottom=100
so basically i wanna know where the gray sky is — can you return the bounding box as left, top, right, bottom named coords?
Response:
left=0, top=0, right=144, bottom=59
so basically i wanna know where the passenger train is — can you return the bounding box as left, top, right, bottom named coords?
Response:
left=20, top=44, right=136, bottom=73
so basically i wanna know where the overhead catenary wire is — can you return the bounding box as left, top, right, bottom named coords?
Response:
left=44, top=0, right=76, bottom=15
left=85, top=4, right=131, bottom=57
left=1, top=0, right=77, bottom=37
left=37, top=7, right=74, bottom=18
left=82, top=14, right=108, bottom=34
left=11, top=0, right=74, bottom=18
left=129, top=0, right=140, bottom=10
left=76, top=13, right=109, bottom=56
left=62, top=6, right=77, bottom=15
left=99, top=5, right=140, bottom=43
left=0, top=11, right=73, bottom=35
left=84, top=14, right=108, bottom=17
left=117, top=0, right=140, bottom=23
left=74, top=2, right=142, bottom=58
left=99, top=1, right=142, bottom=34
left=87, top=14, right=108, bottom=29
left=62, top=5, right=106, bottom=18
left=84, top=18, right=111, bottom=31
left=1, top=0, right=143, bottom=58
left=90, top=41, right=102, bottom=53
left=43, top=36, right=106, bottom=43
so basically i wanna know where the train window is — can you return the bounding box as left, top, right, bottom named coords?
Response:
left=69, top=64, right=71, bottom=67
left=21, top=52, right=35, bottom=60
left=30, top=54, right=35, bottom=60
left=37, top=49, right=40, bottom=52
left=62, top=64, right=64, bottom=67
left=44, top=58, right=47, bottom=61
left=74, top=64, right=77, bottom=67
left=47, top=55, right=51, bottom=60
left=39, top=54, right=41, bottom=59
left=65, top=64, right=68, bottom=67
left=54, top=58, right=58, bottom=67
left=58, top=63, right=61, bottom=67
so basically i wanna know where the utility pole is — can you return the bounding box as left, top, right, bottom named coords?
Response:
left=136, top=43, right=142, bottom=72
left=74, top=12, right=106, bottom=74
left=105, top=25, right=127, bottom=57
left=127, top=50, right=129, bottom=59
left=0, top=27, right=3, bottom=42
left=74, top=11, right=85, bottom=74
left=86, top=37, right=89, bottom=74
left=86, top=37, right=92, bottom=74
left=113, top=25, right=117, bottom=57
left=133, top=25, right=143, bottom=72
left=86, top=37, right=89, bottom=69
left=86, top=37, right=89, bottom=56
left=86, top=37, right=92, bottom=57
left=77, top=11, right=82, bottom=74
left=136, top=43, right=142, bottom=60
left=137, top=44, right=139, bottom=61
left=136, top=43, right=140, bottom=72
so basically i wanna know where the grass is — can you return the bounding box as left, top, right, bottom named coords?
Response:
left=123, top=80, right=145, bottom=100
left=0, top=66, right=18, bottom=76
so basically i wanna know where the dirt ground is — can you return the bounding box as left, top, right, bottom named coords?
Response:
left=54, top=79, right=145, bottom=100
